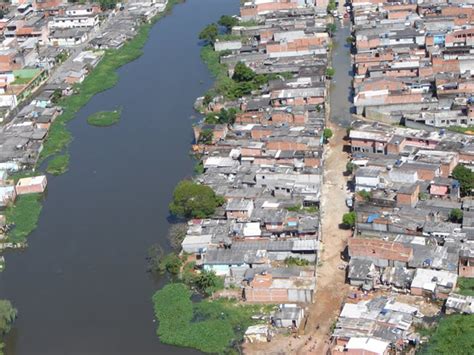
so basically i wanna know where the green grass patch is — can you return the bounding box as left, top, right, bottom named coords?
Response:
left=457, top=277, right=474, bottom=296
left=87, top=108, right=122, bottom=127
left=419, top=314, right=474, bottom=354
left=153, top=283, right=272, bottom=353
left=38, top=0, right=182, bottom=163
left=46, top=153, right=70, bottom=175
left=447, top=126, right=474, bottom=134
left=5, top=194, right=43, bottom=244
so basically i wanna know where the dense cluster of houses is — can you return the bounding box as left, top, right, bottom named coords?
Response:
left=181, top=0, right=335, bottom=336
left=0, top=1, right=168, bottom=251
left=324, top=1, right=474, bottom=353
left=346, top=121, right=474, bottom=285
left=331, top=119, right=474, bottom=352
left=351, top=0, right=474, bottom=130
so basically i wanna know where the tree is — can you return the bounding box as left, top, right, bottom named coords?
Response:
left=218, top=15, right=238, bottom=32
left=357, top=190, right=371, bottom=201
left=449, top=208, right=463, bottom=223
left=327, top=0, right=337, bottom=12
left=169, top=180, right=224, bottom=218
left=346, top=162, right=356, bottom=174
left=326, top=67, right=336, bottom=78
left=199, top=23, right=218, bottom=43
left=342, top=212, right=356, bottom=228
left=202, top=93, right=213, bottom=107
left=323, top=128, right=333, bottom=142
left=232, top=62, right=256, bottom=82
left=159, top=253, right=183, bottom=275
left=0, top=300, right=17, bottom=335
left=98, top=0, right=118, bottom=10
left=198, top=129, right=213, bottom=145
left=51, top=89, right=62, bottom=104
left=326, top=23, right=337, bottom=36
left=452, top=164, right=474, bottom=196
left=194, top=270, right=223, bottom=296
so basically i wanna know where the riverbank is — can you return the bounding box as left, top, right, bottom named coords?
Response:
left=152, top=3, right=331, bottom=353
left=0, top=1, right=238, bottom=352
left=1, top=0, right=182, bottom=249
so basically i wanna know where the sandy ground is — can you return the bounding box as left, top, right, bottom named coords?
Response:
left=295, top=122, right=352, bottom=354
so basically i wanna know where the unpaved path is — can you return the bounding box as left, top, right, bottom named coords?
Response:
left=295, top=123, right=351, bottom=354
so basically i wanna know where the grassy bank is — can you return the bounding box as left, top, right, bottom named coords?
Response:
left=457, top=277, right=474, bottom=296
left=87, top=108, right=122, bottom=127
left=5, top=194, right=43, bottom=244
left=448, top=126, right=474, bottom=135
left=153, top=283, right=272, bottom=353
left=419, top=314, right=474, bottom=354
left=46, top=153, right=70, bottom=175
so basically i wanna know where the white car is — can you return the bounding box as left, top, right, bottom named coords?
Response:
left=346, top=197, right=353, bottom=208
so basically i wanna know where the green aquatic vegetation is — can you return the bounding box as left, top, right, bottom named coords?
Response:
left=87, top=108, right=122, bottom=127
left=5, top=194, right=43, bottom=244
left=152, top=283, right=272, bottom=353
left=46, top=153, right=70, bottom=175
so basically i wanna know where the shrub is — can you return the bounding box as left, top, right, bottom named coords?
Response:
left=452, top=164, right=474, bottom=196
left=232, top=62, right=256, bottom=82
left=357, top=190, right=371, bottom=201
left=199, top=23, right=218, bottom=43
left=326, top=67, right=335, bottom=78
left=419, top=315, right=474, bottom=354
left=218, top=15, right=238, bottom=32
left=198, top=129, right=213, bottom=144
left=449, top=208, right=463, bottom=223
left=0, top=300, right=17, bottom=335
left=323, top=128, right=333, bottom=142
left=346, top=162, right=356, bottom=174
left=342, top=212, right=356, bottom=228
left=285, top=256, right=310, bottom=266
left=457, top=277, right=474, bottom=296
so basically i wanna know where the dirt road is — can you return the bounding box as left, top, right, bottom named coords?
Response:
left=295, top=122, right=352, bottom=354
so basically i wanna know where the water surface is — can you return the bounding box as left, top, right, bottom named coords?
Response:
left=0, top=0, right=238, bottom=353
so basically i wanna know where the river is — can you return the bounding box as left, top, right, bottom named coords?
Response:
left=0, top=0, right=238, bottom=353
left=329, top=21, right=353, bottom=127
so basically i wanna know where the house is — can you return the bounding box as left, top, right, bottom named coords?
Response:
left=15, top=175, right=47, bottom=195
left=244, top=325, right=272, bottom=343
left=445, top=293, right=474, bottom=315
left=396, top=183, right=419, bottom=207
left=410, top=268, right=457, bottom=299
left=225, top=199, right=254, bottom=220
left=348, top=257, right=378, bottom=290
left=348, top=238, right=413, bottom=267
left=459, top=248, right=474, bottom=278
left=355, top=167, right=385, bottom=191
left=244, top=270, right=315, bottom=303
left=344, top=337, right=390, bottom=355
left=0, top=185, right=16, bottom=206
left=271, top=304, right=304, bottom=328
